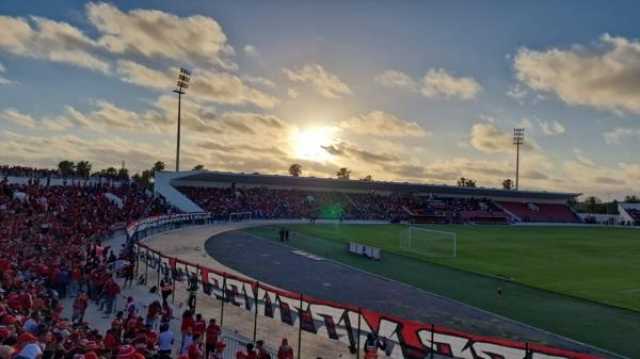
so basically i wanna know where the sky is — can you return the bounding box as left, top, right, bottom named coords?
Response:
left=0, top=1, right=639, bottom=199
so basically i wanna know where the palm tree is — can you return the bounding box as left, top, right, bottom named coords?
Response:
left=361, top=175, right=373, bottom=181
left=152, top=161, right=166, bottom=176
left=289, top=164, right=302, bottom=177
left=457, top=177, right=477, bottom=187
left=502, top=179, right=513, bottom=190
left=75, top=161, right=92, bottom=178
left=336, top=167, right=351, bottom=180
left=104, top=167, right=118, bottom=178
left=624, top=195, right=640, bottom=203
left=117, top=167, right=129, bottom=180
left=58, top=160, right=75, bottom=177
left=192, top=164, right=205, bottom=171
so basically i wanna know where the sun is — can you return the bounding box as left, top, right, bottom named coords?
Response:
left=291, top=127, right=336, bottom=161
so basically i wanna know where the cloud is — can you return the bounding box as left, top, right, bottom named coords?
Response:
left=539, top=120, right=566, bottom=136
left=506, top=83, right=528, bottom=103
left=573, top=148, right=595, bottom=167
left=198, top=141, right=287, bottom=158
left=469, top=123, right=536, bottom=153
left=0, top=130, right=172, bottom=173
left=0, top=15, right=109, bottom=73
left=116, top=61, right=279, bottom=109
left=421, top=68, right=482, bottom=100
left=242, top=75, right=276, bottom=88
left=116, top=60, right=170, bottom=90
left=287, top=88, right=299, bottom=99
left=0, top=109, right=37, bottom=128
left=283, top=64, right=352, bottom=99
left=374, top=69, right=417, bottom=91
left=149, top=94, right=287, bottom=137
left=514, top=34, right=640, bottom=114
left=0, top=63, right=13, bottom=85
left=321, top=141, right=398, bottom=164
left=339, top=111, right=428, bottom=138
left=243, top=45, right=259, bottom=57
left=86, top=2, right=235, bottom=69
left=603, top=127, right=640, bottom=144
left=621, top=163, right=640, bottom=182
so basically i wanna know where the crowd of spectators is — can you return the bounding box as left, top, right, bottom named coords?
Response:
left=0, top=166, right=60, bottom=179
left=0, top=178, right=180, bottom=359
left=178, top=186, right=515, bottom=224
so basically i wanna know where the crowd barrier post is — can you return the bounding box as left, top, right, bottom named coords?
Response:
left=171, top=269, right=176, bottom=304
left=193, top=265, right=200, bottom=313
left=220, top=274, right=226, bottom=327
left=144, top=248, right=149, bottom=285
left=156, top=254, right=161, bottom=289
left=356, top=308, right=362, bottom=359
left=297, top=294, right=303, bottom=359
left=252, top=281, right=259, bottom=342
left=525, top=342, right=530, bottom=359
left=430, top=323, right=435, bottom=359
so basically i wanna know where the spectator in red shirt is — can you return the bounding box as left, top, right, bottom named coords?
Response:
left=193, top=313, right=206, bottom=338
left=187, top=335, right=204, bottom=359
left=237, top=343, right=258, bottom=359
left=205, top=318, right=221, bottom=358
left=277, top=338, right=294, bottom=359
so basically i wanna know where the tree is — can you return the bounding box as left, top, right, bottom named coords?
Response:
left=192, top=164, right=205, bottom=171
left=289, top=163, right=302, bottom=177
left=457, top=177, right=476, bottom=188
left=361, top=175, right=373, bottom=181
left=624, top=195, right=640, bottom=203
left=75, top=161, right=92, bottom=178
left=584, top=196, right=602, bottom=213
left=58, top=160, right=75, bottom=177
left=152, top=161, right=166, bottom=174
left=117, top=167, right=129, bottom=180
left=502, top=179, right=513, bottom=190
left=140, top=169, right=154, bottom=186
left=336, top=167, right=351, bottom=180
left=104, top=167, right=118, bottom=178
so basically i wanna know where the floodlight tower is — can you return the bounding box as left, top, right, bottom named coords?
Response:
left=513, top=128, right=525, bottom=191
left=174, top=68, right=191, bottom=172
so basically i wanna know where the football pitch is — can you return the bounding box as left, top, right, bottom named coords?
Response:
left=246, top=223, right=640, bottom=357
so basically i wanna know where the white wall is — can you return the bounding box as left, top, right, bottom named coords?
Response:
left=154, top=171, right=203, bottom=213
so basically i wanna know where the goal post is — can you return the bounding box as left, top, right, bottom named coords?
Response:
left=228, top=211, right=253, bottom=222
left=400, top=226, right=457, bottom=258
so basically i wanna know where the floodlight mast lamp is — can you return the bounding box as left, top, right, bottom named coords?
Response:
left=513, top=128, right=525, bottom=191
left=173, top=68, right=191, bottom=172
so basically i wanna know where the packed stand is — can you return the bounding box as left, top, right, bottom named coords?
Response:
left=178, top=185, right=513, bottom=224
left=0, top=178, right=181, bottom=359
left=0, top=166, right=59, bottom=179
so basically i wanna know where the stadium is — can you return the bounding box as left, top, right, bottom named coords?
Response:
left=1, top=1, right=640, bottom=359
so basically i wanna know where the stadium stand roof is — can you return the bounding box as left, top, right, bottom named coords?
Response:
left=170, top=170, right=580, bottom=201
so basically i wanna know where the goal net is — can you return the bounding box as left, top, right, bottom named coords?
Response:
left=228, top=211, right=253, bottom=222
left=400, top=226, right=456, bottom=258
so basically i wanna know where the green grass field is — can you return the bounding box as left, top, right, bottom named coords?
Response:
left=246, top=224, right=640, bottom=357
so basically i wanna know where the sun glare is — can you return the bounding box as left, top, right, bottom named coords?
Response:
left=292, top=127, right=336, bottom=161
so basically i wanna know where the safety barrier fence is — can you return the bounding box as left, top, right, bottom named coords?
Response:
left=126, top=213, right=599, bottom=359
